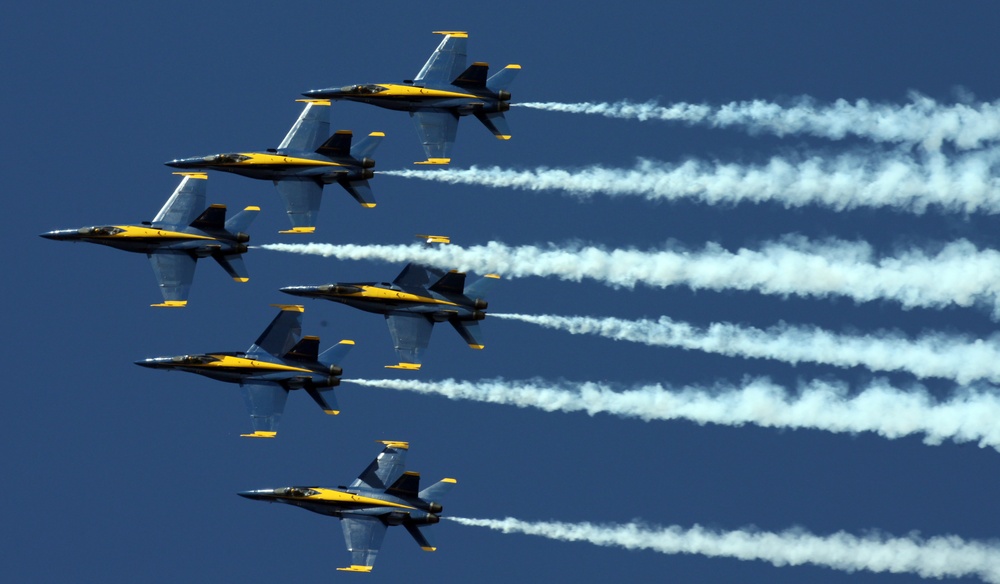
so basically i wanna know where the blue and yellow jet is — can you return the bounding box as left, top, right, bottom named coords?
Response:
left=280, top=236, right=499, bottom=370
left=239, top=440, right=455, bottom=572
left=135, top=305, right=353, bottom=437
left=166, top=100, right=383, bottom=234
left=304, top=31, right=519, bottom=165
left=40, top=172, right=257, bottom=307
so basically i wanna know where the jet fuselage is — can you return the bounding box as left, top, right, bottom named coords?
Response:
left=280, top=283, right=488, bottom=321
left=238, top=486, right=442, bottom=524
left=40, top=224, right=249, bottom=256
left=135, top=352, right=341, bottom=388
left=305, top=83, right=511, bottom=116
left=166, top=150, right=374, bottom=184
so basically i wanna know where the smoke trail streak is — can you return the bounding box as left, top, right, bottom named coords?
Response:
left=344, top=377, right=1000, bottom=450
left=381, top=152, right=1000, bottom=215
left=449, top=516, right=1000, bottom=582
left=260, top=238, right=1000, bottom=315
left=491, top=313, right=1000, bottom=384
left=515, top=96, right=1000, bottom=151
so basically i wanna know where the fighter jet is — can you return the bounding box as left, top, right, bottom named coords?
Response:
left=239, top=440, right=455, bottom=572
left=135, top=305, right=353, bottom=437
left=304, top=31, right=519, bottom=165
left=166, top=100, right=383, bottom=234
left=40, top=172, right=257, bottom=307
left=280, top=235, right=499, bottom=370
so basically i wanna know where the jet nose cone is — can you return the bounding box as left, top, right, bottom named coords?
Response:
left=40, top=230, right=71, bottom=240
left=134, top=358, right=169, bottom=369
left=303, top=88, right=339, bottom=99
left=165, top=156, right=203, bottom=168
left=238, top=489, right=274, bottom=501
left=279, top=286, right=312, bottom=297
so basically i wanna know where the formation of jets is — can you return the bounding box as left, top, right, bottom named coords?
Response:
left=42, top=31, right=515, bottom=571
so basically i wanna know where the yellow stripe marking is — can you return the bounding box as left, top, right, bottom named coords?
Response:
left=193, top=355, right=313, bottom=373
left=306, top=488, right=415, bottom=510
left=506, top=64, right=522, bottom=69
left=107, top=225, right=214, bottom=240
left=441, top=478, right=457, bottom=483
left=421, top=546, right=437, bottom=552
left=337, top=566, right=373, bottom=573
left=496, top=135, right=512, bottom=140
left=233, top=277, right=249, bottom=283
left=468, top=344, right=485, bottom=350
left=244, top=205, right=261, bottom=211
left=270, top=304, right=305, bottom=312
left=338, top=286, right=459, bottom=306
left=378, top=84, right=477, bottom=99
left=485, top=274, right=501, bottom=279
left=360, top=203, right=377, bottom=208
left=172, top=171, right=208, bottom=179
left=369, top=131, right=385, bottom=137
left=295, top=99, right=332, bottom=106
left=324, top=410, right=340, bottom=416
left=433, top=30, right=468, bottom=38
left=415, top=158, right=450, bottom=165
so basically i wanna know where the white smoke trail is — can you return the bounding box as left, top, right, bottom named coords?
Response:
left=260, top=238, right=1000, bottom=315
left=344, top=377, right=1000, bottom=450
left=515, top=96, right=1000, bottom=152
left=381, top=152, right=1000, bottom=215
left=449, top=516, right=1000, bottom=582
left=491, top=313, right=1000, bottom=384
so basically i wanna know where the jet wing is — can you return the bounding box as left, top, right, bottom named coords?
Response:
left=248, top=306, right=302, bottom=356
left=147, top=251, right=197, bottom=306
left=277, top=100, right=331, bottom=152
left=337, top=514, right=387, bottom=572
left=392, top=262, right=447, bottom=288
left=410, top=110, right=459, bottom=162
left=384, top=312, right=434, bottom=368
left=238, top=383, right=290, bottom=438
left=414, top=32, right=468, bottom=84
left=152, top=173, right=207, bottom=226
left=273, top=179, right=323, bottom=233
left=350, top=441, right=410, bottom=490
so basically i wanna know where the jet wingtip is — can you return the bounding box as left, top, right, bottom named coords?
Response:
left=151, top=300, right=188, bottom=308
left=414, top=158, right=451, bottom=165
left=432, top=30, right=468, bottom=38
left=278, top=227, right=316, bottom=234
left=377, top=440, right=410, bottom=449
left=336, top=565, right=373, bottom=573
left=240, top=431, right=277, bottom=438
left=385, top=362, right=421, bottom=370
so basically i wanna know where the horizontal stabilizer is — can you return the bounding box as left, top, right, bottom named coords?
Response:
left=341, top=179, right=377, bottom=208
left=190, top=204, right=227, bottom=231
left=404, top=523, right=436, bottom=552
left=452, top=62, right=489, bottom=88
left=316, top=130, right=353, bottom=158
left=464, top=273, right=500, bottom=300
left=351, top=131, right=385, bottom=160
left=450, top=319, right=485, bottom=349
left=319, top=339, right=355, bottom=366
left=225, top=206, right=260, bottom=234
left=486, top=64, right=521, bottom=93
left=213, top=253, right=249, bottom=282
left=429, top=271, right=466, bottom=295
left=418, top=477, right=457, bottom=501
left=284, top=336, right=320, bottom=361
left=304, top=385, right=339, bottom=415
left=475, top=111, right=511, bottom=140
left=386, top=471, right=421, bottom=497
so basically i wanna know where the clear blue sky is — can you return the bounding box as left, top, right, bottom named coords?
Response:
left=6, top=1, right=1000, bottom=582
